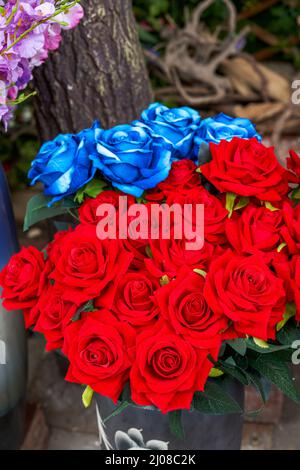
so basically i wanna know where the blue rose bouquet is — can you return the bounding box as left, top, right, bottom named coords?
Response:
left=27, top=103, right=262, bottom=204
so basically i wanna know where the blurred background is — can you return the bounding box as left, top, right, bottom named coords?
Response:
left=1, top=0, right=300, bottom=450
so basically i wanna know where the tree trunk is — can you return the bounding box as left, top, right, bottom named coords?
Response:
left=33, top=0, right=153, bottom=141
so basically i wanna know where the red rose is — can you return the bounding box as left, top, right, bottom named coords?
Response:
left=47, top=228, right=72, bottom=263
left=146, top=159, right=200, bottom=201
left=143, top=195, right=224, bottom=278
left=287, top=150, right=300, bottom=183
left=130, top=321, right=215, bottom=413
left=0, top=246, right=45, bottom=326
left=96, top=271, right=160, bottom=327
left=201, top=138, right=289, bottom=202
left=64, top=310, right=136, bottom=402
left=166, top=186, right=228, bottom=244
left=50, top=224, right=133, bottom=304
left=155, top=268, right=228, bottom=349
left=287, top=257, right=300, bottom=322
left=79, top=190, right=135, bottom=225
left=79, top=192, right=147, bottom=270
left=273, top=254, right=300, bottom=322
left=146, top=237, right=218, bottom=279
left=204, top=251, right=286, bottom=340
left=122, top=238, right=149, bottom=271
left=281, top=202, right=300, bottom=254
left=272, top=252, right=295, bottom=304
left=226, top=203, right=284, bottom=255
left=34, top=285, right=78, bottom=351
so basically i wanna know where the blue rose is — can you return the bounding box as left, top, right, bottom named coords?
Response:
left=134, top=102, right=201, bottom=159
left=193, top=113, right=262, bottom=162
left=28, top=121, right=100, bottom=204
left=90, top=124, right=172, bottom=197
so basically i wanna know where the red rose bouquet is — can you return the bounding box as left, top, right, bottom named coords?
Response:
left=1, top=105, right=300, bottom=438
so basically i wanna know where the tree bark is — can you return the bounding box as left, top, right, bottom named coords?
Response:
left=33, top=0, right=153, bottom=141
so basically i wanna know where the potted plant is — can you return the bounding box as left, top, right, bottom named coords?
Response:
left=1, top=103, right=300, bottom=450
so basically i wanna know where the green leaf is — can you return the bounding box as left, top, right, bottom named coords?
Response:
left=103, top=401, right=130, bottom=424
left=53, top=221, right=71, bottom=232
left=192, top=381, right=242, bottom=415
left=248, top=355, right=300, bottom=403
left=277, top=319, right=300, bottom=345
left=82, top=386, right=94, bottom=408
left=277, top=242, right=287, bottom=253
left=253, top=338, right=270, bottom=349
left=234, top=197, right=249, bottom=211
left=23, top=193, right=78, bottom=231
left=168, top=410, right=184, bottom=439
left=276, top=304, right=296, bottom=332
left=245, top=370, right=271, bottom=404
left=81, top=300, right=96, bottom=313
left=246, top=338, right=291, bottom=354
left=72, top=300, right=97, bottom=322
left=226, top=338, right=247, bottom=356
left=136, top=195, right=147, bottom=204
left=145, top=246, right=153, bottom=258
left=159, top=275, right=170, bottom=286
left=225, top=192, right=237, bottom=217
left=120, top=382, right=132, bottom=403
left=74, top=179, right=107, bottom=204
left=209, top=367, right=224, bottom=378
left=219, top=359, right=250, bottom=386
left=291, top=187, right=300, bottom=200
left=137, top=24, right=158, bottom=46
left=265, top=201, right=279, bottom=211
left=193, top=268, right=207, bottom=278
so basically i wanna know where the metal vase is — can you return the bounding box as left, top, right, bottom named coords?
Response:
left=0, top=163, right=27, bottom=450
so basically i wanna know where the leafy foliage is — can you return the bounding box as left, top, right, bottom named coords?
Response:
left=133, top=0, right=300, bottom=69
left=74, top=179, right=108, bottom=204
left=24, top=193, right=79, bottom=231
left=0, top=104, right=39, bottom=190
left=192, top=381, right=242, bottom=415
left=169, top=410, right=184, bottom=439
left=248, top=353, right=300, bottom=403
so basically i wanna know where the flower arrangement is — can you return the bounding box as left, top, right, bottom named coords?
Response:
left=1, top=103, right=300, bottom=434
left=0, top=0, right=83, bottom=129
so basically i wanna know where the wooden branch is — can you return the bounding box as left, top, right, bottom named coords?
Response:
left=272, top=106, right=293, bottom=148
left=237, top=0, right=280, bottom=21
left=255, top=37, right=300, bottom=62
left=191, top=0, right=236, bottom=35
left=208, top=26, right=250, bottom=72
left=171, top=67, right=227, bottom=105
left=249, top=24, right=278, bottom=46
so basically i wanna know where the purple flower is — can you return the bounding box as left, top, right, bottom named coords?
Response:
left=0, top=1, right=84, bottom=128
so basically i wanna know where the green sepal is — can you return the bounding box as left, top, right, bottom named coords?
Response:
left=225, top=192, right=237, bottom=218
left=277, top=242, right=287, bottom=253
left=276, top=304, right=296, bottom=332
left=193, top=268, right=207, bottom=278
left=209, top=367, right=224, bottom=378
left=234, top=197, right=249, bottom=211
left=74, top=179, right=107, bottom=204
left=265, top=201, right=279, bottom=211
left=82, top=386, right=94, bottom=408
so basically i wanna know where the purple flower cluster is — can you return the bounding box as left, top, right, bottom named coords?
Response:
left=0, top=0, right=83, bottom=129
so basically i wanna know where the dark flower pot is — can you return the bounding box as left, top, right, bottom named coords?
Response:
left=95, top=381, right=244, bottom=450
left=0, top=163, right=27, bottom=450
